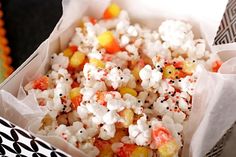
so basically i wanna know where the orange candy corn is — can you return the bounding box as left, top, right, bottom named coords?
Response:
left=103, top=3, right=121, bottom=19
left=212, top=60, right=222, bottom=72
left=33, top=76, right=50, bottom=91
left=98, top=31, right=120, bottom=54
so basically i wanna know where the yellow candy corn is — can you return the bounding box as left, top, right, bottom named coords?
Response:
left=163, top=65, right=176, bottom=79
left=70, top=87, right=81, bottom=99
left=158, top=140, right=179, bottom=157
left=119, top=87, right=137, bottom=97
left=97, top=31, right=120, bottom=54
left=89, top=58, right=105, bottom=68
left=103, top=3, right=121, bottom=19
left=63, top=48, right=73, bottom=58
left=70, top=51, right=85, bottom=68
left=131, top=147, right=150, bottom=157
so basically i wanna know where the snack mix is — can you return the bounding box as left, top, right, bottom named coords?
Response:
left=25, top=3, right=222, bottom=157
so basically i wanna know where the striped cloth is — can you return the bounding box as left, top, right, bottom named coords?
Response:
left=0, top=8, right=13, bottom=83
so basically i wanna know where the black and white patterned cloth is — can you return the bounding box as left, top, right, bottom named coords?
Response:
left=0, top=117, right=69, bottom=157
left=214, top=0, right=236, bottom=45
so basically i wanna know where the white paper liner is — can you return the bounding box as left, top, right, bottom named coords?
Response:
left=1, top=0, right=235, bottom=156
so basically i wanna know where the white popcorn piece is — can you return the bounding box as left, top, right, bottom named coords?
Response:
left=86, top=102, right=108, bottom=119
left=76, top=128, right=89, bottom=142
left=77, top=105, right=89, bottom=119
left=159, top=20, right=194, bottom=50
left=120, top=35, right=130, bottom=46
left=103, top=110, right=120, bottom=124
left=107, top=99, right=125, bottom=111
left=127, top=25, right=138, bottom=37
left=128, top=116, right=151, bottom=146
left=178, top=76, right=196, bottom=95
left=99, top=124, right=116, bottom=140
left=106, top=67, right=135, bottom=89
left=139, top=65, right=162, bottom=90
left=153, top=98, right=169, bottom=116
left=143, top=40, right=171, bottom=58
left=79, top=142, right=99, bottom=157
left=51, top=53, right=69, bottom=71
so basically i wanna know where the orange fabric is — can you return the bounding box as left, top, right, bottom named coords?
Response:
left=0, top=8, right=13, bottom=82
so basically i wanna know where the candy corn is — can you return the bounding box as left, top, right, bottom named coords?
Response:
left=103, top=3, right=121, bottom=19
left=70, top=51, right=86, bottom=68
left=89, top=58, right=105, bottom=68
left=158, top=140, right=179, bottom=157
left=63, top=45, right=78, bottom=58
left=89, top=17, right=97, bottom=25
left=110, top=129, right=127, bottom=143
left=212, top=60, right=222, bottom=72
left=95, top=139, right=113, bottom=157
left=163, top=65, right=176, bottom=79
left=119, top=87, right=137, bottom=97
left=117, top=144, right=136, bottom=157
left=98, top=31, right=120, bottom=54
left=131, top=146, right=150, bottom=157
left=70, top=87, right=82, bottom=110
left=33, top=76, right=50, bottom=91
left=70, top=87, right=81, bottom=99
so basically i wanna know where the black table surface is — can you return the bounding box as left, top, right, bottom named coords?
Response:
left=2, top=0, right=62, bottom=69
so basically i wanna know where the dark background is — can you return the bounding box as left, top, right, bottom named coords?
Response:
left=2, top=0, right=62, bottom=69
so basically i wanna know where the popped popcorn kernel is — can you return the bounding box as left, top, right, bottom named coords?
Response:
left=119, top=108, right=134, bottom=128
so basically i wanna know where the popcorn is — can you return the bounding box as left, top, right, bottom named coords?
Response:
left=86, top=102, right=108, bottom=120
left=120, top=35, right=130, bottom=46
left=153, top=98, right=170, bottom=116
left=129, top=116, right=151, bottom=146
left=51, top=53, right=69, bottom=71
left=144, top=40, right=171, bottom=58
left=159, top=20, right=193, bottom=50
left=99, top=124, right=116, bottom=140
left=106, top=67, right=135, bottom=89
left=77, top=105, right=89, bottom=119
left=119, top=108, right=134, bottom=128
left=178, top=75, right=196, bottom=95
left=107, top=99, right=125, bottom=112
left=76, top=127, right=89, bottom=142
left=140, top=65, right=162, bottom=90
left=127, top=25, right=138, bottom=37
left=29, top=4, right=222, bottom=156
left=103, top=110, right=120, bottom=124
left=79, top=142, right=99, bottom=157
